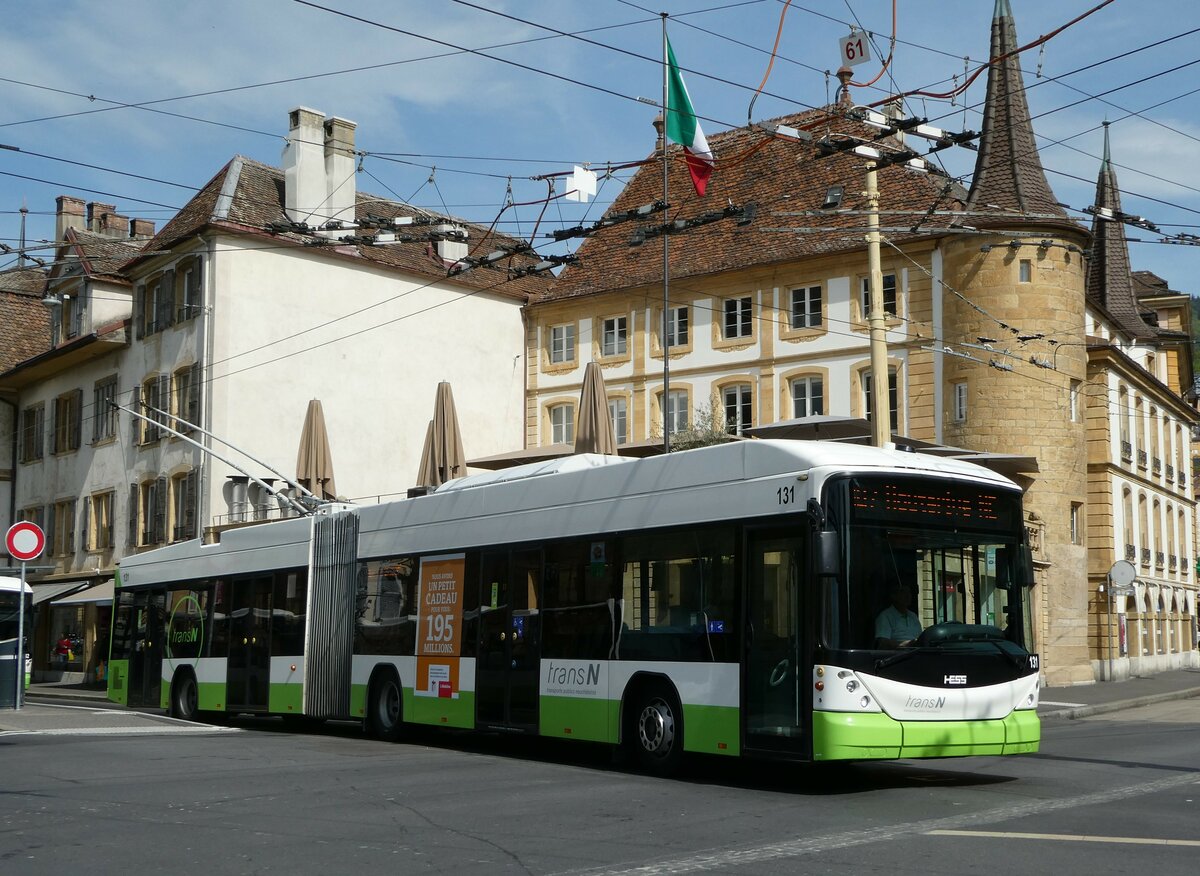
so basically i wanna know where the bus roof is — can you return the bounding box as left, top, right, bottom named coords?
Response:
left=0, top=576, right=33, bottom=594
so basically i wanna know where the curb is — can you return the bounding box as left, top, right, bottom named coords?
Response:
left=1039, top=685, right=1200, bottom=720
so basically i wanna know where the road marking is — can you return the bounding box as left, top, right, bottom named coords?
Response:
left=561, top=772, right=1200, bottom=875
left=927, top=829, right=1200, bottom=847
left=1039, top=700, right=1087, bottom=707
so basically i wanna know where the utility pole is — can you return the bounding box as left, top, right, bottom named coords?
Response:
left=865, top=159, right=889, bottom=448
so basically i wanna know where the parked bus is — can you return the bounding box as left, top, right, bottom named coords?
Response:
left=109, top=440, right=1040, bottom=772
left=1, top=576, right=33, bottom=706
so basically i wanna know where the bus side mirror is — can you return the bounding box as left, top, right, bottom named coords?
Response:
left=815, top=530, right=840, bottom=578
left=1016, top=544, right=1034, bottom=588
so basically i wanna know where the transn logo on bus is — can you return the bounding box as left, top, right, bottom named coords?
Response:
left=944, top=674, right=967, bottom=685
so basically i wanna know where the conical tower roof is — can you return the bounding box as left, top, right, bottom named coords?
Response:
left=1085, top=124, right=1156, bottom=338
left=966, top=0, right=1068, bottom=221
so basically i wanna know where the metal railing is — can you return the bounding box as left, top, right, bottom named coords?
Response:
left=1137, top=450, right=1148, bottom=468
left=1120, top=441, right=1133, bottom=462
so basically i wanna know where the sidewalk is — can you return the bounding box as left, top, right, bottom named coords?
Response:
left=1038, top=667, right=1200, bottom=720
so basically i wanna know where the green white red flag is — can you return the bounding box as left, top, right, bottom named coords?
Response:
left=665, top=38, right=714, bottom=197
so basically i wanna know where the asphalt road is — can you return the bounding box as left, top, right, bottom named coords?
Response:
left=1, top=701, right=1197, bottom=875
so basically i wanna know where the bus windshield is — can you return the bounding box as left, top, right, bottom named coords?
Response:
left=824, top=475, right=1032, bottom=652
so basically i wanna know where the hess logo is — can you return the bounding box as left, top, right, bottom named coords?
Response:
left=944, top=674, right=967, bottom=685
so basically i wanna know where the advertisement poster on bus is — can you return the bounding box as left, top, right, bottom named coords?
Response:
left=416, top=553, right=465, bottom=699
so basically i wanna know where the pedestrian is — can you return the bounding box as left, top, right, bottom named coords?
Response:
left=55, top=632, right=72, bottom=665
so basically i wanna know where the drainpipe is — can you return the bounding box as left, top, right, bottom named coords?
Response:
left=199, top=234, right=216, bottom=538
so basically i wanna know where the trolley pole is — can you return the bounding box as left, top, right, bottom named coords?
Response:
left=865, top=161, right=889, bottom=448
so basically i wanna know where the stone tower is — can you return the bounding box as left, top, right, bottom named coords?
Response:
left=941, top=0, right=1092, bottom=683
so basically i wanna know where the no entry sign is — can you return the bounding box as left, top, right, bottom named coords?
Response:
left=5, top=521, right=45, bottom=562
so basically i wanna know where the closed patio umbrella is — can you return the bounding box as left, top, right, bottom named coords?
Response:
left=416, top=382, right=467, bottom=487
left=296, top=398, right=337, bottom=500
left=574, top=361, right=617, bottom=455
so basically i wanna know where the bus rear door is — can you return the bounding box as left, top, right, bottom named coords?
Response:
left=226, top=576, right=272, bottom=712
left=743, top=529, right=808, bottom=755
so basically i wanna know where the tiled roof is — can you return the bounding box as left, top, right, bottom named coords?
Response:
left=964, top=0, right=1068, bottom=222
left=57, top=229, right=147, bottom=281
left=546, top=107, right=965, bottom=301
left=1132, top=270, right=1184, bottom=298
left=0, top=282, right=50, bottom=372
left=135, top=156, right=551, bottom=301
left=1085, top=127, right=1157, bottom=339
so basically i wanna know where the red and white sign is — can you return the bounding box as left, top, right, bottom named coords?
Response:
left=5, top=521, right=46, bottom=562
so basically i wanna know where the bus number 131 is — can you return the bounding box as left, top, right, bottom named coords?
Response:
left=776, top=485, right=795, bottom=506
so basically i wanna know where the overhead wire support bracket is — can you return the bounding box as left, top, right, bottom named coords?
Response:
left=551, top=200, right=669, bottom=242
left=628, top=203, right=753, bottom=247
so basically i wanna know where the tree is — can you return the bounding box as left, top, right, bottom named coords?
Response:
left=662, top=392, right=737, bottom=451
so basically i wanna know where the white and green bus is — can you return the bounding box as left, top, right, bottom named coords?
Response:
left=109, top=440, right=1041, bottom=772
left=1, top=576, right=33, bottom=706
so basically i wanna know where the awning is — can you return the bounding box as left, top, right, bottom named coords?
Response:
left=31, top=581, right=92, bottom=605
left=52, top=579, right=114, bottom=606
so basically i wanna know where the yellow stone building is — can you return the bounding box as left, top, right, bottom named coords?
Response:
left=522, top=2, right=1196, bottom=684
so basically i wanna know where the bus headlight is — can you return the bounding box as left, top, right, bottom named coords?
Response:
left=845, top=680, right=859, bottom=693
left=860, top=696, right=871, bottom=709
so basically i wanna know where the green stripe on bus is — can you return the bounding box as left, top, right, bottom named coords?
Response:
left=813, top=712, right=902, bottom=760
left=901, top=717, right=1006, bottom=757
left=539, top=695, right=618, bottom=743
left=107, top=660, right=129, bottom=706
left=350, top=684, right=367, bottom=719
left=269, top=682, right=304, bottom=715
left=681, top=704, right=740, bottom=756
left=407, top=689, right=475, bottom=729
left=198, top=682, right=225, bottom=712
left=1001, top=710, right=1040, bottom=754
left=813, top=711, right=1041, bottom=760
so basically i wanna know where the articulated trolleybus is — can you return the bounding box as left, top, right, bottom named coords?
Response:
left=110, top=440, right=1040, bottom=772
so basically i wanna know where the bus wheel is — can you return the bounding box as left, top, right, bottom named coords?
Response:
left=629, top=684, right=684, bottom=776
left=368, top=672, right=404, bottom=742
left=170, top=672, right=199, bottom=721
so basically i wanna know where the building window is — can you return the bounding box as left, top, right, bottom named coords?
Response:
left=171, top=364, right=200, bottom=433
left=791, top=376, right=824, bottom=418
left=664, top=305, right=688, bottom=347
left=130, top=478, right=167, bottom=548
left=175, top=258, right=203, bottom=322
left=1019, top=259, right=1032, bottom=283
left=860, top=273, right=898, bottom=318
left=53, top=389, right=83, bottom=455
left=952, top=381, right=968, bottom=423
left=47, top=499, right=77, bottom=557
left=549, top=323, right=575, bottom=364
left=171, top=471, right=198, bottom=542
left=723, top=296, right=752, bottom=339
left=789, top=285, right=822, bottom=329
left=134, top=375, right=169, bottom=445
left=863, top=369, right=900, bottom=433
left=601, top=316, right=627, bottom=357
left=92, top=375, right=118, bottom=443
left=609, top=397, right=628, bottom=445
left=550, top=404, right=574, bottom=445
left=1069, top=379, right=1081, bottom=422
left=1070, top=502, right=1083, bottom=545
left=85, top=491, right=114, bottom=551
left=19, top=402, right=45, bottom=463
left=723, top=384, right=753, bottom=435
left=663, top=389, right=689, bottom=434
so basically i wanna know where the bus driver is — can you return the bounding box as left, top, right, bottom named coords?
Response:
left=875, top=581, right=922, bottom=648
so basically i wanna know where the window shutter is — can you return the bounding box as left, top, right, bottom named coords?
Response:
left=72, top=289, right=84, bottom=337
left=160, top=268, right=176, bottom=329
left=105, top=496, right=113, bottom=550
left=81, top=497, right=91, bottom=552
left=154, top=476, right=167, bottom=544
left=184, top=470, right=198, bottom=539
left=70, top=388, right=83, bottom=451
left=157, top=374, right=170, bottom=439
left=188, top=258, right=203, bottom=312
left=66, top=499, right=76, bottom=554
left=46, top=504, right=57, bottom=556
left=130, top=385, right=141, bottom=445
left=186, top=362, right=200, bottom=431
left=128, top=483, right=139, bottom=548
left=133, top=284, right=145, bottom=340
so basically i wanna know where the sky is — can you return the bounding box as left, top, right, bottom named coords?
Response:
left=2, top=0, right=1198, bottom=291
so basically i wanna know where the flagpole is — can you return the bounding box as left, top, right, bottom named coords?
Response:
left=661, top=12, right=671, bottom=455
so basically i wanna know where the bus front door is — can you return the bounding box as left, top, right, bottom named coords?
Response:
left=476, top=550, right=540, bottom=730
left=226, top=577, right=272, bottom=712
left=744, top=530, right=806, bottom=754
left=124, top=591, right=166, bottom=708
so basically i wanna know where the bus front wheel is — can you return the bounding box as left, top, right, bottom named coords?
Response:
left=170, top=672, right=199, bottom=721
left=368, top=671, right=404, bottom=742
left=628, top=684, right=684, bottom=776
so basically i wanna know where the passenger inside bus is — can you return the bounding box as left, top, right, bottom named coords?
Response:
left=874, top=580, right=923, bottom=648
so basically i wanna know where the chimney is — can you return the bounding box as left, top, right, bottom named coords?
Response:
left=100, top=211, right=130, bottom=238
left=55, top=195, right=85, bottom=241
left=130, top=218, right=156, bottom=239
left=86, top=202, right=117, bottom=233
left=283, top=107, right=327, bottom=226
left=323, top=116, right=357, bottom=226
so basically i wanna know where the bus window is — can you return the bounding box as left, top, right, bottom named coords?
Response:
left=542, top=540, right=617, bottom=660
left=165, top=587, right=211, bottom=661
left=272, top=571, right=308, bottom=656
left=210, top=579, right=229, bottom=658
left=355, top=558, right=418, bottom=656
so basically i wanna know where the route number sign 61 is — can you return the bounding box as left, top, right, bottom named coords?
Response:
left=839, top=32, right=872, bottom=67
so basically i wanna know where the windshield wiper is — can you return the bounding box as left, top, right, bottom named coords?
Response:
left=875, top=647, right=929, bottom=670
